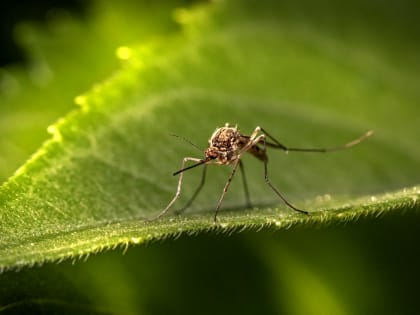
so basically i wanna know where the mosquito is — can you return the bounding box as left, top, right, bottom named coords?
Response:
left=152, top=123, right=373, bottom=223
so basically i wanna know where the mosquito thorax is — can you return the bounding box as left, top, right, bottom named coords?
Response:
left=205, top=124, right=241, bottom=163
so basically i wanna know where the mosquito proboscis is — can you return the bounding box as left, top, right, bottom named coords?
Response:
left=151, top=123, right=373, bottom=223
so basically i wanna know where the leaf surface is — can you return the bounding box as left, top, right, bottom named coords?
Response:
left=0, top=0, right=419, bottom=272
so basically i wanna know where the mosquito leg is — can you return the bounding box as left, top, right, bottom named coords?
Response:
left=259, top=127, right=288, bottom=150
left=214, top=159, right=241, bottom=223
left=260, top=136, right=309, bottom=215
left=239, top=160, right=251, bottom=208
left=148, top=157, right=202, bottom=221
left=260, top=127, right=373, bottom=153
left=175, top=164, right=207, bottom=215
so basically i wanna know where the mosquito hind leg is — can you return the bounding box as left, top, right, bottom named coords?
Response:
left=260, top=127, right=373, bottom=153
left=258, top=135, right=309, bottom=215
left=259, top=127, right=288, bottom=150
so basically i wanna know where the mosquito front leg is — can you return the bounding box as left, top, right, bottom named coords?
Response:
left=257, top=135, right=309, bottom=215
left=175, top=164, right=207, bottom=215
left=214, top=159, right=241, bottom=222
left=150, top=157, right=202, bottom=221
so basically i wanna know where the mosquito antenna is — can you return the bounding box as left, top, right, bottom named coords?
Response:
left=170, top=133, right=202, bottom=152
left=266, top=130, right=374, bottom=153
left=173, top=157, right=213, bottom=176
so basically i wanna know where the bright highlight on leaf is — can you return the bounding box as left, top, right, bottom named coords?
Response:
left=116, top=46, right=132, bottom=60
left=173, top=8, right=193, bottom=25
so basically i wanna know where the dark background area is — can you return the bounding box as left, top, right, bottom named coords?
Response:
left=0, top=0, right=87, bottom=67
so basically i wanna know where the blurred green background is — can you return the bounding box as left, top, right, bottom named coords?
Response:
left=1, top=1, right=419, bottom=314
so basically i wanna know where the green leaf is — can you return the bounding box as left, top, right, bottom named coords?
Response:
left=1, top=0, right=419, bottom=276
left=1, top=1, right=420, bottom=314
left=0, top=1, right=182, bottom=183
